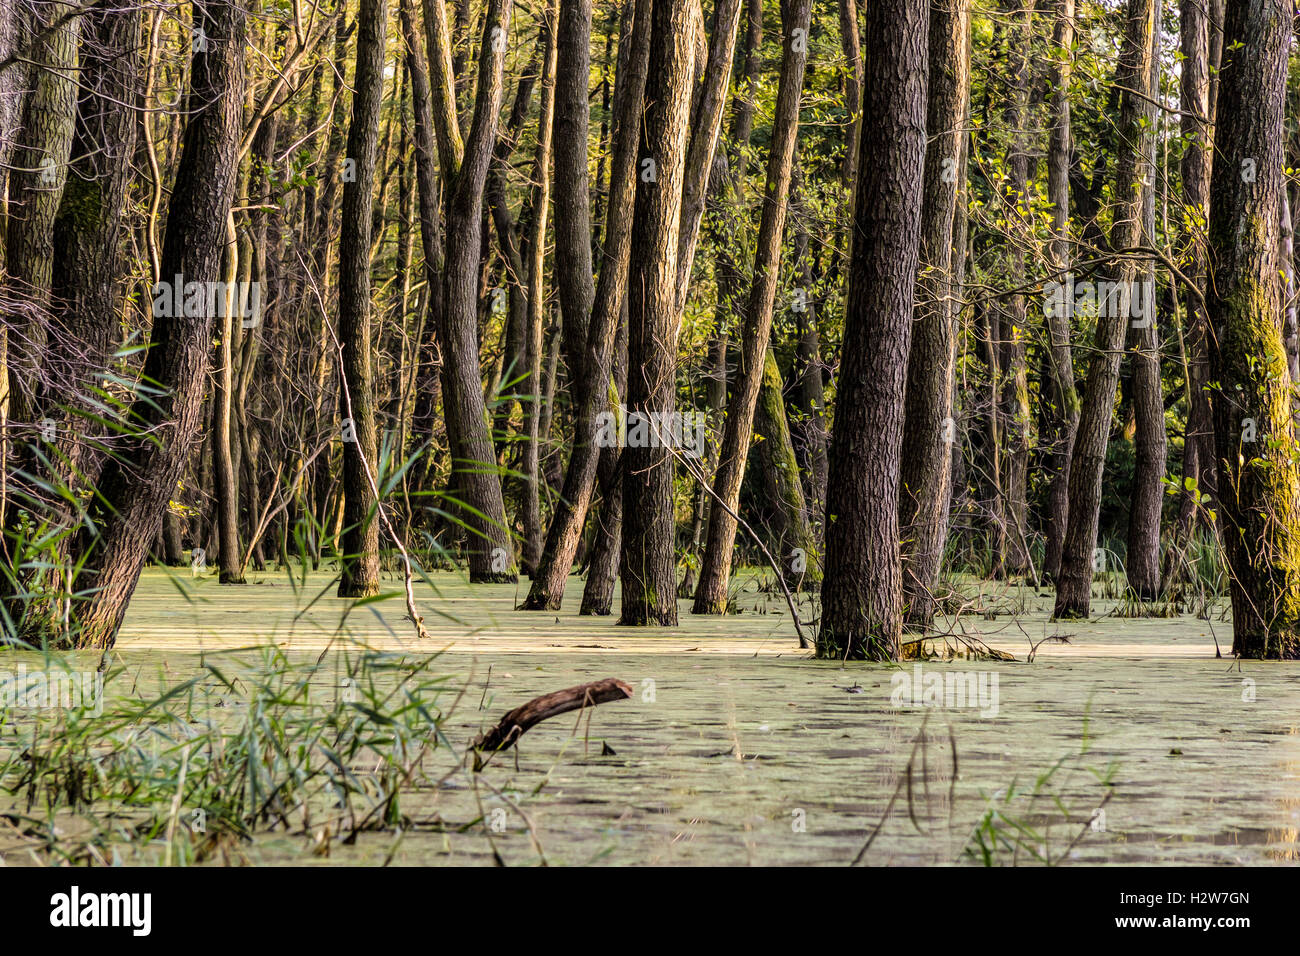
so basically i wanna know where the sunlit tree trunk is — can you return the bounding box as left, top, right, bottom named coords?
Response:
left=1205, top=0, right=1300, bottom=658
left=899, top=0, right=969, bottom=627
left=692, top=0, right=811, bottom=615
left=619, top=0, right=693, bottom=626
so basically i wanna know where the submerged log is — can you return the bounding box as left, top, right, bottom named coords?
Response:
left=472, top=678, right=633, bottom=766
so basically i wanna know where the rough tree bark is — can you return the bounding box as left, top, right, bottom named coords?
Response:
left=619, top=0, right=694, bottom=626
left=336, top=0, right=387, bottom=597
left=1125, top=41, right=1164, bottom=599
left=72, top=0, right=247, bottom=649
left=519, top=4, right=557, bottom=575
left=1041, top=0, right=1078, bottom=581
left=1173, top=0, right=1215, bottom=540
left=1205, top=0, right=1300, bottom=658
left=816, top=0, right=928, bottom=660
left=898, top=0, right=969, bottom=628
left=423, top=0, right=517, bottom=581
left=520, top=0, right=649, bottom=610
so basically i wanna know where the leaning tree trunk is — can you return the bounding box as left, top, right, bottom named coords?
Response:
left=580, top=307, right=629, bottom=615
left=898, top=0, right=969, bottom=628
left=691, top=0, right=811, bottom=615
left=336, top=0, right=387, bottom=597
left=1205, top=0, right=1300, bottom=659
left=1053, top=0, right=1156, bottom=619
left=423, top=0, right=517, bottom=581
left=72, top=0, right=247, bottom=649
left=816, top=0, right=928, bottom=661
left=619, top=0, right=693, bottom=626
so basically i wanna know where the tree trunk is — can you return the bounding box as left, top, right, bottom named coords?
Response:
left=580, top=304, right=628, bottom=615
left=996, top=0, right=1034, bottom=578
left=1042, top=0, right=1078, bottom=581
left=1124, top=42, right=1164, bottom=599
left=1054, top=0, right=1156, bottom=619
left=898, top=0, right=969, bottom=628
left=423, top=0, right=517, bottom=581
left=519, top=0, right=649, bottom=609
left=691, top=0, right=811, bottom=615
left=520, top=3, right=557, bottom=575
left=215, top=214, right=245, bottom=583
left=336, top=0, right=387, bottom=598
left=1205, top=0, right=1300, bottom=658
left=752, top=347, right=817, bottom=584
left=816, top=0, right=928, bottom=660
left=619, top=0, right=693, bottom=626
left=72, top=0, right=247, bottom=649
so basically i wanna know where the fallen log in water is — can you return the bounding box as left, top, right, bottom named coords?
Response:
left=472, top=678, right=633, bottom=768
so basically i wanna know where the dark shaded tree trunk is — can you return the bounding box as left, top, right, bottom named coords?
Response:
left=1125, top=43, right=1164, bottom=599
left=1041, top=0, right=1078, bottom=582
left=336, top=0, right=387, bottom=597
left=996, top=0, right=1034, bottom=578
left=816, top=0, right=928, bottom=660
left=520, top=3, right=557, bottom=575
left=399, top=0, right=447, bottom=498
left=72, top=0, right=247, bottom=649
left=1054, top=0, right=1156, bottom=619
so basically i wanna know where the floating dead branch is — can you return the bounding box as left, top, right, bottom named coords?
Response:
left=472, top=678, right=634, bottom=770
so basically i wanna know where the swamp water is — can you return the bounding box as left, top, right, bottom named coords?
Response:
left=1, top=569, right=1296, bottom=865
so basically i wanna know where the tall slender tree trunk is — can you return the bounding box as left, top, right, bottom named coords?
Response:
left=520, top=2, right=557, bottom=574
left=399, top=0, right=447, bottom=498
left=1054, top=0, right=1156, bottom=618
left=997, top=0, right=1034, bottom=578
left=520, top=0, right=649, bottom=609
left=816, top=0, right=928, bottom=660
left=1042, top=0, right=1078, bottom=581
left=899, top=0, right=969, bottom=627
left=1125, top=41, right=1164, bottom=598
left=619, top=0, right=694, bottom=626
left=215, top=214, right=245, bottom=583
left=336, top=0, right=387, bottom=598
left=692, top=0, right=811, bottom=615
left=580, top=305, right=628, bottom=615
